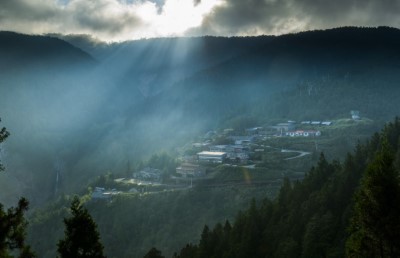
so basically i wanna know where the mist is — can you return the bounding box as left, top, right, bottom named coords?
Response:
left=0, top=33, right=273, bottom=205
left=2, top=27, right=400, bottom=209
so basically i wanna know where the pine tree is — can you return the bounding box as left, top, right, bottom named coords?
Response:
left=57, top=197, right=106, bottom=258
left=346, top=141, right=400, bottom=257
left=0, top=198, right=36, bottom=258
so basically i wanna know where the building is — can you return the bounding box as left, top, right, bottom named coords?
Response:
left=227, top=152, right=249, bottom=162
left=273, top=121, right=296, bottom=133
left=176, top=163, right=206, bottom=178
left=92, top=187, right=119, bottom=200
left=351, top=110, right=360, bottom=120
left=225, top=145, right=249, bottom=153
left=209, top=145, right=227, bottom=152
left=228, top=136, right=255, bottom=145
left=198, top=151, right=227, bottom=163
left=133, top=167, right=162, bottom=181
left=207, top=145, right=250, bottom=162
left=285, top=130, right=321, bottom=137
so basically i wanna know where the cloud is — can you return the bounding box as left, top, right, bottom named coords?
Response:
left=187, top=0, right=400, bottom=36
left=0, top=0, right=221, bottom=41
left=0, top=0, right=399, bottom=41
left=0, top=0, right=146, bottom=41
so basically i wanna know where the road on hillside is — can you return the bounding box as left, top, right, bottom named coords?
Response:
left=281, top=149, right=311, bottom=160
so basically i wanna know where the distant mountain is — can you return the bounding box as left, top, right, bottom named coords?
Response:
left=135, top=26, right=400, bottom=126
left=65, top=35, right=275, bottom=99
left=48, top=33, right=111, bottom=61
left=0, top=31, right=95, bottom=73
left=169, top=26, right=400, bottom=93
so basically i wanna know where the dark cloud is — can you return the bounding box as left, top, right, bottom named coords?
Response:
left=0, top=0, right=399, bottom=41
left=0, top=0, right=58, bottom=22
left=0, top=0, right=144, bottom=41
left=69, top=0, right=141, bottom=35
left=187, top=0, right=400, bottom=36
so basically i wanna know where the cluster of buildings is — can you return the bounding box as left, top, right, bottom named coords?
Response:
left=195, top=139, right=253, bottom=165
left=271, top=120, right=330, bottom=137
left=91, top=187, right=120, bottom=200
left=188, top=120, right=329, bottom=167
left=132, top=167, right=162, bottom=182
left=285, top=130, right=321, bottom=137
left=176, top=135, right=256, bottom=177
left=181, top=144, right=251, bottom=175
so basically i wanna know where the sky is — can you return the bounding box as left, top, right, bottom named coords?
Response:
left=0, top=0, right=399, bottom=42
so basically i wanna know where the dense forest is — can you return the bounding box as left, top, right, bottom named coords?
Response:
left=166, top=118, right=400, bottom=258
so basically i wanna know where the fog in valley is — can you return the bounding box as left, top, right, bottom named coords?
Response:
left=2, top=27, right=400, bottom=258
left=2, top=27, right=400, bottom=206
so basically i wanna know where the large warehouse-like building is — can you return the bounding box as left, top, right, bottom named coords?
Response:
left=197, top=151, right=227, bottom=163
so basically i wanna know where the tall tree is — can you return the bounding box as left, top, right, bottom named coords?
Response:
left=346, top=141, right=400, bottom=257
left=57, top=197, right=106, bottom=258
left=0, top=198, right=36, bottom=258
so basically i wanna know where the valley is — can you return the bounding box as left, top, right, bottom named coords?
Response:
left=1, top=26, right=400, bottom=258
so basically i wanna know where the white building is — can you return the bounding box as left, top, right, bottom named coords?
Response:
left=285, top=130, right=321, bottom=137
left=198, top=151, right=227, bottom=163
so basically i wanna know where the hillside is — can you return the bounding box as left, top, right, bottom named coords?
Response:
left=152, top=26, right=400, bottom=125
left=1, top=27, right=400, bottom=208
left=0, top=31, right=94, bottom=72
left=26, top=118, right=400, bottom=258
left=169, top=118, right=400, bottom=258
left=0, top=32, right=98, bottom=205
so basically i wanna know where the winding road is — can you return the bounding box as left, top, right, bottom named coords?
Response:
left=281, top=149, right=311, bottom=160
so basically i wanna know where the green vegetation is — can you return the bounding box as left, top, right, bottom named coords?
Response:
left=0, top=120, right=35, bottom=258
left=25, top=116, right=399, bottom=258
left=167, top=118, right=400, bottom=258
left=28, top=185, right=273, bottom=258
left=57, top=197, right=106, bottom=258
left=346, top=141, right=400, bottom=257
left=0, top=198, right=35, bottom=258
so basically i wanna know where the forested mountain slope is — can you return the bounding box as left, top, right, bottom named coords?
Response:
left=170, top=118, right=400, bottom=258
left=26, top=119, right=400, bottom=258
left=1, top=27, right=400, bottom=208
left=0, top=31, right=94, bottom=72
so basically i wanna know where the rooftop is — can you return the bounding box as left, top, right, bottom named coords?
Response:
left=198, top=151, right=227, bottom=156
